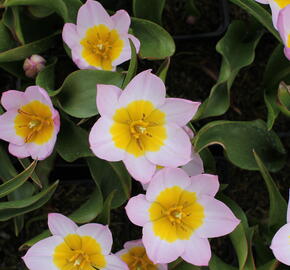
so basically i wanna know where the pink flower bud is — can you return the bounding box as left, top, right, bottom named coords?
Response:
left=23, top=55, right=46, bottom=78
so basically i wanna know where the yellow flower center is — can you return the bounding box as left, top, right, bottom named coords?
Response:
left=80, top=24, right=124, bottom=70
left=120, top=246, right=157, bottom=270
left=274, top=0, right=290, bottom=8
left=14, top=100, right=54, bottom=145
left=53, top=234, right=106, bottom=270
left=149, top=186, right=204, bottom=242
left=110, top=100, right=167, bottom=157
left=287, top=34, right=290, bottom=48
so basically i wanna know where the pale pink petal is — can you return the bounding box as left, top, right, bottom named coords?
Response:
left=183, top=126, right=194, bottom=139
left=182, top=151, right=204, bottom=176
left=125, top=194, right=151, bottom=226
left=119, top=70, right=166, bottom=108
left=115, top=248, right=128, bottom=257
left=97, top=84, right=122, bottom=117
left=111, top=10, right=130, bottom=34
left=89, top=117, right=125, bottom=162
left=123, top=239, right=143, bottom=250
left=62, top=23, right=80, bottom=49
left=187, top=174, right=219, bottom=197
left=157, top=264, right=168, bottom=270
left=145, top=124, right=192, bottom=167
left=269, top=1, right=281, bottom=29
left=0, top=110, right=24, bottom=145
left=1, top=90, right=24, bottom=110
left=128, top=34, right=141, bottom=53
left=284, top=47, right=290, bottom=60
left=22, top=235, right=63, bottom=270
left=159, top=98, right=200, bottom=126
left=196, top=195, right=240, bottom=238
left=146, top=168, right=191, bottom=202
left=255, top=0, right=268, bottom=3
left=76, top=0, right=112, bottom=35
left=8, top=143, right=30, bottom=158
left=277, top=5, right=290, bottom=43
left=123, top=154, right=156, bottom=183
left=24, top=86, right=53, bottom=108
left=181, top=234, right=211, bottom=266
left=48, top=213, right=78, bottom=237
left=102, top=254, right=129, bottom=270
left=77, top=224, right=113, bottom=255
left=287, top=189, right=290, bottom=223
left=142, top=222, right=184, bottom=264
left=112, top=37, right=131, bottom=67
left=270, top=223, right=290, bottom=265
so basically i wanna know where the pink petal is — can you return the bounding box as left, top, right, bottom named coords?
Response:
left=287, top=189, right=290, bottom=223
left=97, top=84, right=122, bottom=117
left=115, top=248, right=128, bottom=257
left=62, top=23, right=80, bottom=49
left=270, top=223, right=290, bottom=265
left=187, top=174, right=219, bottom=197
left=119, top=70, right=166, bottom=108
left=125, top=194, right=151, bottom=226
left=0, top=110, right=24, bottom=145
left=89, top=116, right=125, bottom=162
left=24, top=86, right=53, bottom=108
left=22, top=235, right=63, bottom=270
left=196, top=195, right=240, bottom=238
left=128, top=34, right=141, bottom=53
left=8, top=143, right=30, bottom=159
left=182, top=151, right=204, bottom=176
left=112, top=37, right=131, bottom=67
left=111, top=10, right=130, bottom=34
left=142, top=222, right=184, bottom=264
left=277, top=5, right=290, bottom=44
left=1, top=90, right=24, bottom=110
left=77, top=224, right=113, bottom=255
left=157, top=264, right=168, bottom=270
left=48, top=213, right=78, bottom=237
left=269, top=1, right=280, bottom=29
left=181, top=234, right=211, bottom=266
left=183, top=126, right=194, bottom=139
left=76, top=0, right=112, bottom=35
left=284, top=47, right=290, bottom=60
left=146, top=168, right=191, bottom=202
left=255, top=0, right=268, bottom=3
left=123, top=239, right=143, bottom=250
left=145, top=124, right=191, bottom=167
left=102, top=254, right=129, bottom=270
left=159, top=98, right=200, bottom=126
left=123, top=154, right=156, bottom=183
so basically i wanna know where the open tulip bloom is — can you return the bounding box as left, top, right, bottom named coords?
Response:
left=270, top=190, right=290, bottom=265
left=267, top=0, right=290, bottom=29
left=89, top=70, right=201, bottom=183
left=62, top=0, right=140, bottom=71
left=116, top=239, right=167, bottom=270
left=0, top=86, right=60, bottom=160
left=277, top=5, right=290, bottom=60
left=125, top=168, right=240, bottom=266
left=22, top=213, right=128, bottom=270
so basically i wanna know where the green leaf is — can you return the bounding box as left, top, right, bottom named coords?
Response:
left=87, top=158, right=131, bottom=208
left=228, top=0, right=280, bottom=41
left=28, top=5, right=54, bottom=18
left=0, top=143, right=18, bottom=181
left=18, top=158, right=42, bottom=187
left=156, top=57, right=170, bottom=82
left=131, top=17, right=175, bottom=60
left=194, top=120, right=286, bottom=172
left=263, top=44, right=290, bottom=129
left=133, top=0, right=165, bottom=25
left=97, top=190, right=116, bottom=225
left=56, top=116, right=93, bottom=162
left=194, top=20, right=263, bottom=120
left=253, top=151, right=287, bottom=230
left=19, top=230, right=50, bottom=250
left=122, top=39, right=138, bottom=89
left=277, top=82, right=290, bottom=117
left=172, top=260, right=201, bottom=270
left=209, top=254, right=237, bottom=270
left=0, top=31, right=60, bottom=62
left=257, top=259, right=279, bottom=270
left=36, top=57, right=57, bottom=92
left=0, top=20, right=16, bottom=53
left=0, top=181, right=58, bottom=221
left=56, top=70, right=125, bottom=118
left=0, top=160, right=37, bottom=198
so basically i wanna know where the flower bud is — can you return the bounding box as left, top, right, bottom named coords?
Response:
left=23, top=55, right=46, bottom=78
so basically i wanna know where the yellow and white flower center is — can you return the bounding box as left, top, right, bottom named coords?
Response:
left=53, top=234, right=106, bottom=270
left=120, top=246, right=157, bottom=270
left=287, top=35, right=290, bottom=48
left=14, top=100, right=54, bottom=145
left=274, top=0, right=290, bottom=8
left=149, top=186, right=204, bottom=242
left=80, top=24, right=124, bottom=70
left=110, top=100, right=167, bottom=157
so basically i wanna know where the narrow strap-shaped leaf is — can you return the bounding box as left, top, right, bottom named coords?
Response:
left=156, top=57, right=170, bottom=82
left=96, top=190, right=116, bottom=225
left=18, top=158, right=41, bottom=187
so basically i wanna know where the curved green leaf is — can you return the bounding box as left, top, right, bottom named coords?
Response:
left=36, top=57, right=57, bottom=92
left=194, top=20, right=263, bottom=120
left=0, top=20, right=16, bottom=52
left=156, top=57, right=170, bottom=82
left=209, top=254, right=237, bottom=270
left=133, top=0, right=165, bottom=25
left=194, top=120, right=286, bottom=172
left=131, top=17, right=175, bottom=59
left=0, top=143, right=18, bottom=181
left=277, top=82, right=290, bottom=117
left=56, top=70, right=125, bottom=118
left=0, top=160, right=37, bottom=198
left=97, top=190, right=116, bottom=225
left=122, top=39, right=137, bottom=89
left=28, top=5, right=54, bottom=18
left=257, top=259, right=279, bottom=270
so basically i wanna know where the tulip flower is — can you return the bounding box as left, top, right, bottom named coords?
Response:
left=277, top=5, right=290, bottom=60
left=0, top=86, right=60, bottom=160
left=62, top=0, right=140, bottom=71
left=23, top=55, right=46, bottom=78
left=22, top=213, right=128, bottom=270
left=89, top=70, right=201, bottom=183
left=125, top=168, right=240, bottom=265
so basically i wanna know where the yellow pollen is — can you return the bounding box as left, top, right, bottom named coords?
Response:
left=274, top=0, right=290, bottom=8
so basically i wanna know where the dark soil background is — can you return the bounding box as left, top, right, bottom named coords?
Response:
left=0, top=0, right=289, bottom=269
